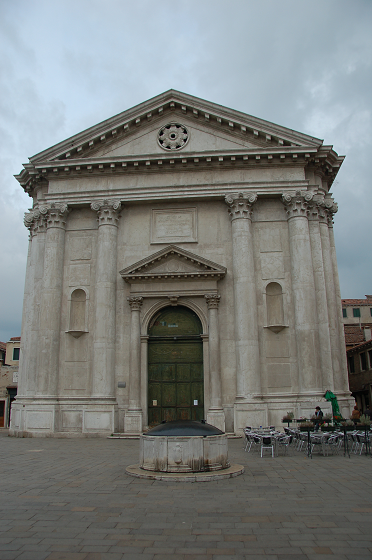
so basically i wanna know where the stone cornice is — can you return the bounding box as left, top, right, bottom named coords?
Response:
left=17, top=146, right=343, bottom=197
left=33, top=181, right=311, bottom=207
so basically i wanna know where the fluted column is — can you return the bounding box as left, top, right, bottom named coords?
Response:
left=308, top=199, right=334, bottom=391
left=205, top=294, right=225, bottom=431
left=282, top=191, right=321, bottom=393
left=225, top=192, right=260, bottom=400
left=91, top=199, right=121, bottom=398
left=38, top=203, right=69, bottom=396
left=125, top=296, right=143, bottom=433
left=327, top=202, right=349, bottom=392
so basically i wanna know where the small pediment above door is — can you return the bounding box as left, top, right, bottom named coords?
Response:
left=120, top=245, right=226, bottom=283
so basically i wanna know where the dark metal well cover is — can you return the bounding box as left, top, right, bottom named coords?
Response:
left=145, top=420, right=224, bottom=437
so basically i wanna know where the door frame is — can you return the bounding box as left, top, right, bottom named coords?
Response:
left=140, top=298, right=209, bottom=428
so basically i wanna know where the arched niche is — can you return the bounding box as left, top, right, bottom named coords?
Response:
left=265, top=282, right=286, bottom=333
left=66, top=288, right=89, bottom=338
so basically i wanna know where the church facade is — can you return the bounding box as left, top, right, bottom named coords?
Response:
left=10, top=91, right=352, bottom=437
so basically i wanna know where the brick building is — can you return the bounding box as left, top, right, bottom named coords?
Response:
left=0, top=337, right=20, bottom=428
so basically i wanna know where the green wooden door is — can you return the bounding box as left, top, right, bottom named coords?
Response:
left=148, top=307, right=204, bottom=427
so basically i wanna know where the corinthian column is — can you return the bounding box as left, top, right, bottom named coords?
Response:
left=315, top=199, right=343, bottom=395
left=19, top=209, right=47, bottom=397
left=205, top=294, right=225, bottom=432
left=282, top=191, right=321, bottom=393
left=125, top=296, right=143, bottom=433
left=307, top=199, right=334, bottom=391
left=326, top=201, right=349, bottom=393
left=38, top=203, right=69, bottom=397
left=225, top=192, right=260, bottom=400
left=91, top=199, right=121, bottom=398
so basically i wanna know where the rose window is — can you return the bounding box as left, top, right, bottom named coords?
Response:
left=158, top=123, right=189, bottom=150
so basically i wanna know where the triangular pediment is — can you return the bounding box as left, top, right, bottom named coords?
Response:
left=84, top=117, right=259, bottom=159
left=120, top=245, right=226, bottom=283
left=16, top=90, right=344, bottom=195
left=29, top=90, right=323, bottom=166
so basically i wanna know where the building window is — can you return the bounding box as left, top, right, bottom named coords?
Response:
left=360, top=352, right=367, bottom=371
left=348, top=355, right=355, bottom=374
left=370, top=308, right=372, bottom=317
left=342, top=308, right=347, bottom=318
left=353, top=308, right=360, bottom=318
left=12, top=347, right=20, bottom=361
left=368, top=350, right=372, bottom=369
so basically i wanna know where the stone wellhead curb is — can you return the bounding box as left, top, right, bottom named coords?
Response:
left=125, top=463, right=244, bottom=481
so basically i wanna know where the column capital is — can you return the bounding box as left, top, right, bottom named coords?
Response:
left=127, top=296, right=143, bottom=311
left=205, top=294, right=221, bottom=309
left=282, top=190, right=314, bottom=219
left=324, top=198, right=338, bottom=227
left=24, top=208, right=47, bottom=236
left=307, top=195, right=338, bottom=225
left=91, top=199, right=122, bottom=226
left=225, top=192, right=258, bottom=221
left=38, top=203, right=69, bottom=229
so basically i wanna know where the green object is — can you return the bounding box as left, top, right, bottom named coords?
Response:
left=324, top=390, right=343, bottom=425
left=148, top=307, right=204, bottom=427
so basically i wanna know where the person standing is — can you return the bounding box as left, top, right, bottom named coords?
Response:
left=314, top=406, right=323, bottom=431
left=351, top=405, right=361, bottom=424
left=363, top=405, right=371, bottom=420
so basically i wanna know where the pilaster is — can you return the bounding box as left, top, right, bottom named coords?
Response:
left=125, top=296, right=143, bottom=433
left=205, top=294, right=225, bottom=432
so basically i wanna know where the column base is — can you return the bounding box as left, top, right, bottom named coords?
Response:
left=206, top=409, right=226, bottom=432
left=9, top=397, right=117, bottom=437
left=124, top=409, right=143, bottom=435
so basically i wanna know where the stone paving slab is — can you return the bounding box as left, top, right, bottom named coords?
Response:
left=0, top=431, right=371, bottom=559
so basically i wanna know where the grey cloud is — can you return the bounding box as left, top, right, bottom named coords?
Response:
left=0, top=0, right=371, bottom=339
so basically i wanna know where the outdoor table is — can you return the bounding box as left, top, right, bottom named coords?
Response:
left=341, top=426, right=351, bottom=458
left=299, top=427, right=313, bottom=458
left=358, top=426, right=371, bottom=456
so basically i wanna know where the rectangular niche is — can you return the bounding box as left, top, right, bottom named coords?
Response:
left=70, top=236, right=92, bottom=261
left=267, top=363, right=291, bottom=390
left=151, top=208, right=197, bottom=244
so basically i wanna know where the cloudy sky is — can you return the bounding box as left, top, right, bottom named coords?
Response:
left=0, top=0, right=371, bottom=342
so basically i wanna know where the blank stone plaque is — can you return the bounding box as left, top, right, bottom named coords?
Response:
left=151, top=208, right=197, bottom=244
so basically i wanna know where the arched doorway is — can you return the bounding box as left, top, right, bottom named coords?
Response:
left=148, top=306, right=204, bottom=427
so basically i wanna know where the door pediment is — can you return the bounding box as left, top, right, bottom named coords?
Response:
left=120, top=245, right=226, bottom=283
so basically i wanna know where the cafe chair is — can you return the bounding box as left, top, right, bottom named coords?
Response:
left=261, top=436, right=274, bottom=458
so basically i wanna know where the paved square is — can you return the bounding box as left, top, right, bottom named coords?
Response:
left=0, top=431, right=371, bottom=559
